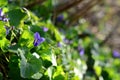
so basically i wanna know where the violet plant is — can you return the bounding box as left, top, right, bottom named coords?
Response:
left=33, top=32, right=45, bottom=46
left=0, top=0, right=120, bottom=80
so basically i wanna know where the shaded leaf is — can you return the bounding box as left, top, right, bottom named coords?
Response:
left=8, top=9, right=26, bottom=27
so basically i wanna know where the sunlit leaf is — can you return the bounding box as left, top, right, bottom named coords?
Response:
left=18, top=30, right=34, bottom=49
left=53, top=66, right=65, bottom=80
left=0, top=37, right=10, bottom=52
left=0, top=0, right=7, bottom=7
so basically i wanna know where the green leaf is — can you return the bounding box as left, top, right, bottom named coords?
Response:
left=54, top=29, right=61, bottom=42
left=0, top=23, right=7, bottom=52
left=18, top=49, right=42, bottom=79
left=0, top=21, right=6, bottom=37
left=71, top=76, right=80, bottom=80
left=53, top=66, right=65, bottom=80
left=8, top=55, right=22, bottom=80
left=47, top=67, right=53, bottom=80
left=0, top=38, right=10, bottom=52
left=45, top=66, right=55, bottom=80
left=94, top=66, right=102, bottom=76
left=0, top=0, right=7, bottom=7
left=51, top=53, right=57, bottom=66
left=39, top=49, right=51, bottom=61
left=8, top=9, right=26, bottom=27
left=18, top=30, right=34, bottom=49
left=31, top=72, right=43, bottom=79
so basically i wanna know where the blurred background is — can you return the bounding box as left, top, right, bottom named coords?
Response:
left=53, top=0, right=120, bottom=51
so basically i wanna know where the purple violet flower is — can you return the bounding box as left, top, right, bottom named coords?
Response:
left=56, top=15, right=64, bottom=22
left=0, top=8, right=4, bottom=17
left=0, top=17, right=2, bottom=21
left=63, top=38, right=72, bottom=44
left=78, top=46, right=84, bottom=56
left=113, top=50, right=120, bottom=58
left=33, top=32, right=45, bottom=46
left=63, top=38, right=69, bottom=44
left=57, top=42, right=62, bottom=47
left=2, top=16, right=9, bottom=22
left=43, top=27, right=48, bottom=32
left=0, top=8, right=3, bottom=20
left=0, top=9, right=9, bottom=22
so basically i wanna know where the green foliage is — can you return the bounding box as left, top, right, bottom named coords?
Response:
left=0, top=0, right=7, bottom=7
left=8, top=55, right=21, bottom=80
left=8, top=9, right=26, bottom=27
left=19, top=48, right=42, bottom=79
left=0, top=0, right=119, bottom=80
left=18, top=30, right=34, bottom=48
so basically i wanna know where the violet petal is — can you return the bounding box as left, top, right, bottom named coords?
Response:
left=33, top=32, right=45, bottom=46
left=56, top=15, right=64, bottom=22
left=43, top=27, right=48, bottom=32
left=0, top=8, right=3, bottom=17
left=113, top=50, right=120, bottom=58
